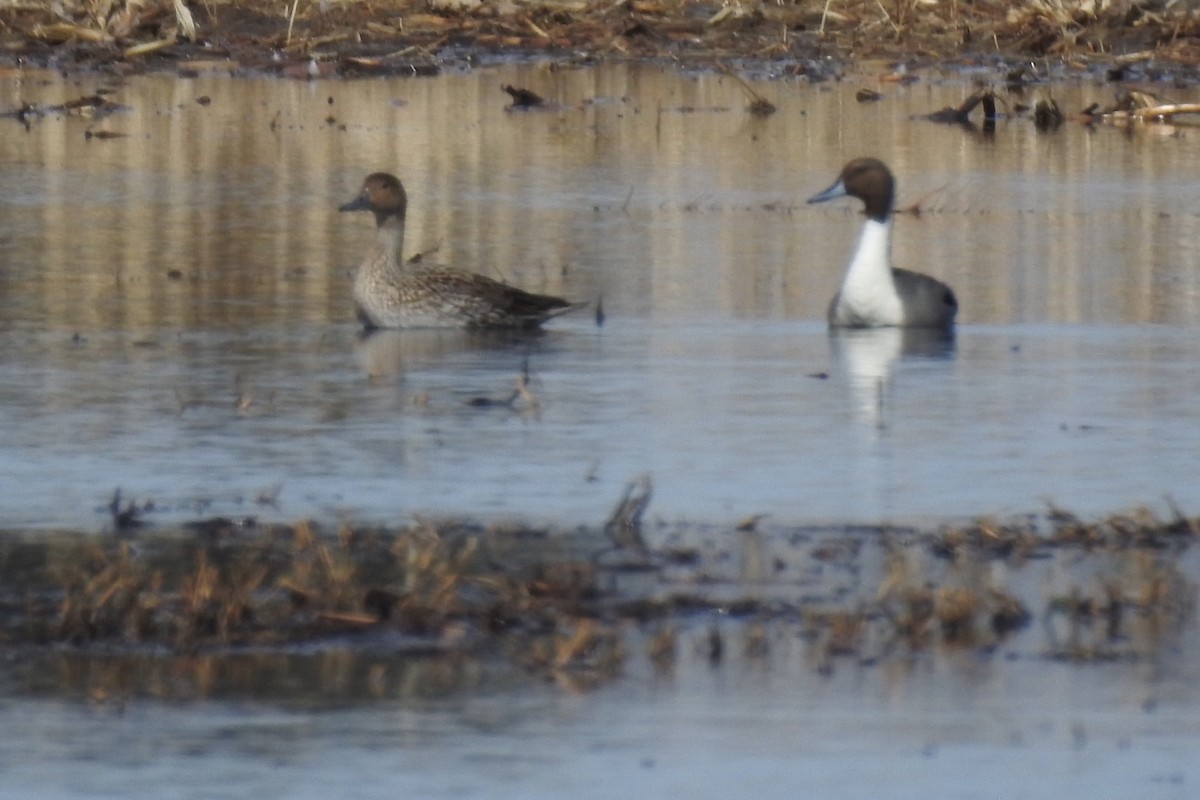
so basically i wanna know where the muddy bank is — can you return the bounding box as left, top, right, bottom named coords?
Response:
left=1, top=502, right=1195, bottom=701
left=3, top=0, right=1200, bottom=80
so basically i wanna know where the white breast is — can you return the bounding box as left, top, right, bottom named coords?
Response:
left=831, top=220, right=903, bottom=327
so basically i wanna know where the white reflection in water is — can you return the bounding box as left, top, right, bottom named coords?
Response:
left=828, top=326, right=956, bottom=430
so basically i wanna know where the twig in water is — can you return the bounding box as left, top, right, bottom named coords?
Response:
left=1033, top=97, right=1064, bottom=130
left=604, top=474, right=653, bottom=552
left=895, top=183, right=947, bottom=217
left=109, top=488, right=145, bottom=531
left=1084, top=89, right=1200, bottom=122
left=467, top=357, right=540, bottom=414
left=514, top=357, right=541, bottom=413
left=924, top=90, right=998, bottom=125
left=717, top=64, right=776, bottom=115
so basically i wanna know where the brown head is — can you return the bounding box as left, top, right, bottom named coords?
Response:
left=807, top=157, right=896, bottom=223
left=340, top=172, right=408, bottom=226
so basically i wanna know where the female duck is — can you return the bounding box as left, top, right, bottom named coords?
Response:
left=807, top=158, right=957, bottom=329
left=339, top=173, right=578, bottom=330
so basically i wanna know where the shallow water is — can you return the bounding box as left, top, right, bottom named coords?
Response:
left=3, top=61, right=1200, bottom=799
left=4, top=638, right=1199, bottom=800
left=3, top=65, right=1200, bottom=530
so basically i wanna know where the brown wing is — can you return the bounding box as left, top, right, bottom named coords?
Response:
left=417, top=265, right=574, bottom=327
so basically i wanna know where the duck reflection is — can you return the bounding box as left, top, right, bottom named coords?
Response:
left=828, top=326, right=955, bottom=429
left=354, top=327, right=548, bottom=381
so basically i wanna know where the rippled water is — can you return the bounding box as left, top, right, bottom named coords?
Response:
left=3, top=62, right=1200, bottom=800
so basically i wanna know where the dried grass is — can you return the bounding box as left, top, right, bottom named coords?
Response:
left=1, top=500, right=1196, bottom=693
left=3, top=0, right=1200, bottom=73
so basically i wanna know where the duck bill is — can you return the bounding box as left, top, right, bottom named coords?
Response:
left=339, top=193, right=370, bottom=212
left=807, top=178, right=847, bottom=205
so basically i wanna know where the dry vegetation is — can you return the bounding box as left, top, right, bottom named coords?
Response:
left=0, top=499, right=1195, bottom=699
left=3, top=0, right=1200, bottom=75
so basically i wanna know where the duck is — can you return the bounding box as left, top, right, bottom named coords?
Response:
left=339, top=172, right=580, bottom=330
left=807, top=158, right=957, bottom=329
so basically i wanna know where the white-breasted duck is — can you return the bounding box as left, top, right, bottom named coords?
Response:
left=339, top=172, right=580, bottom=330
left=807, top=158, right=957, bottom=329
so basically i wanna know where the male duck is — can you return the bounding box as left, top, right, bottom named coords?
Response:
left=339, top=172, right=579, bottom=330
left=807, top=158, right=957, bottom=329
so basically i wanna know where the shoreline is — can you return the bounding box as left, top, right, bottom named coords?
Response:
left=2, top=1, right=1200, bottom=82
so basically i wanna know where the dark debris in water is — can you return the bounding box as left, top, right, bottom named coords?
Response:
left=922, top=90, right=999, bottom=126
left=1, top=93, right=130, bottom=131
left=502, top=83, right=545, bottom=109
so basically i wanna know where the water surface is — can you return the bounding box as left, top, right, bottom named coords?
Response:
left=2, top=64, right=1199, bottom=529
left=4, top=639, right=1198, bottom=800
left=2, top=62, right=1200, bottom=800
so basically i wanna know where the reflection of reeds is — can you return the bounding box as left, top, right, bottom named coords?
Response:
left=646, top=623, right=677, bottom=671
left=522, top=617, right=627, bottom=690
left=1044, top=548, right=1196, bottom=662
